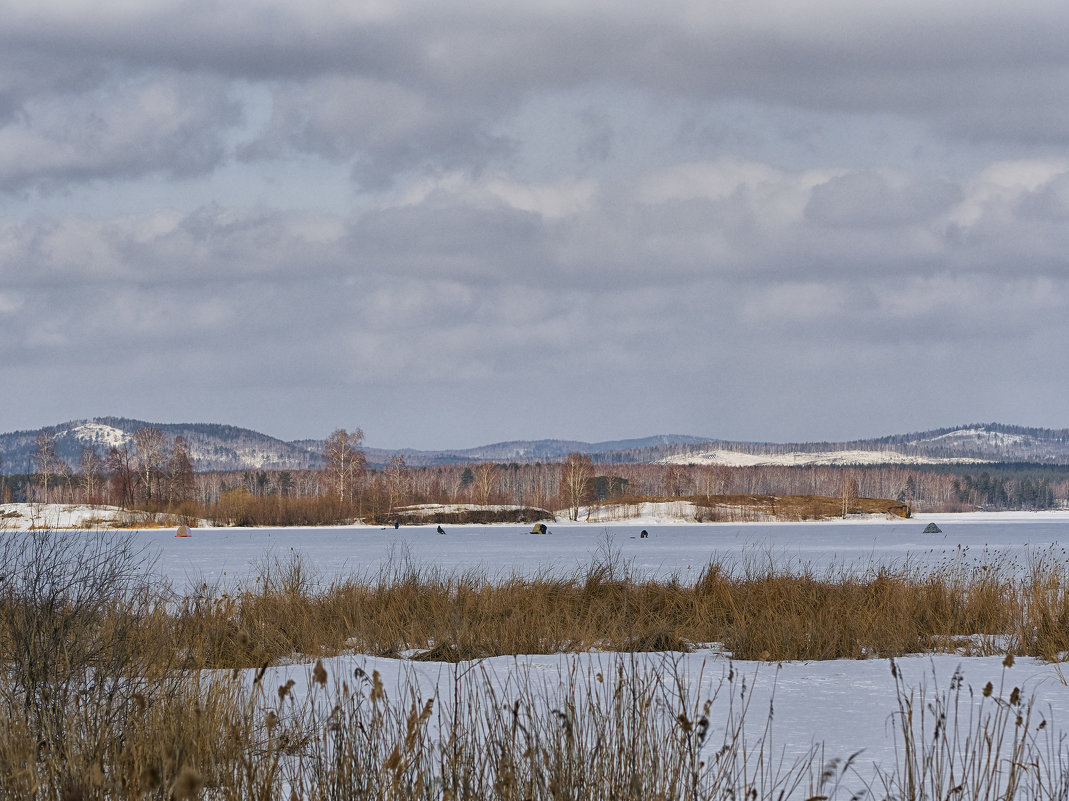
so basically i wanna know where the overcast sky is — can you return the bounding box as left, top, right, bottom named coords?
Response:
left=3, top=1, right=1069, bottom=448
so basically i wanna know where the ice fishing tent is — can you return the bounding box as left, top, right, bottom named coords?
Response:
left=923, top=522, right=942, bottom=534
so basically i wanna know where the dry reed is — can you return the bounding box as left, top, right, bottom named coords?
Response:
left=161, top=544, right=1069, bottom=667
left=3, top=531, right=1069, bottom=799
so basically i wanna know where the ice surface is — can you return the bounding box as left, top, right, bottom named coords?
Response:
left=137, top=516, right=1069, bottom=591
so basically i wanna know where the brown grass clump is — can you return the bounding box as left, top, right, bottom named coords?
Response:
left=126, top=543, right=1069, bottom=667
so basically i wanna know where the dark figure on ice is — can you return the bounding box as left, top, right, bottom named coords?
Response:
left=394, top=520, right=400, bottom=529
left=437, top=525, right=446, bottom=535
left=640, top=529, right=648, bottom=539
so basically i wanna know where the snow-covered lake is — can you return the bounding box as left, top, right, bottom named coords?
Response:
left=140, top=515, right=1069, bottom=590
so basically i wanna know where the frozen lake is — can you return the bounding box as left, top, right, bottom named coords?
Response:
left=126, top=515, right=1069, bottom=591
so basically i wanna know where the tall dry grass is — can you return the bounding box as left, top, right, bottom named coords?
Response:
left=873, top=654, right=1069, bottom=801
left=8, top=531, right=1069, bottom=671
left=156, top=543, right=1069, bottom=668
left=274, top=655, right=851, bottom=801
left=3, top=531, right=1069, bottom=798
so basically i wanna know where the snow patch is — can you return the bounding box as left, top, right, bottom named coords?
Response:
left=0, top=503, right=191, bottom=530
left=660, top=449, right=989, bottom=467
left=67, top=422, right=131, bottom=448
left=919, top=428, right=1030, bottom=446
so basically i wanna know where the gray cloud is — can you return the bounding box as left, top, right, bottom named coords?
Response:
left=1017, top=172, right=1069, bottom=221
left=4, top=2, right=1069, bottom=444
left=237, top=76, right=515, bottom=189
left=3, top=3, right=1069, bottom=192
left=0, top=70, right=240, bottom=192
left=805, top=172, right=963, bottom=228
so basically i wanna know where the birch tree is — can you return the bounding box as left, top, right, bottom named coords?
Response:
left=133, top=427, right=167, bottom=502
left=560, top=452, right=594, bottom=521
left=841, top=474, right=859, bottom=518
left=474, top=462, right=498, bottom=506
left=322, top=428, right=366, bottom=508
left=79, top=447, right=103, bottom=503
left=34, top=432, right=59, bottom=503
left=386, top=455, right=408, bottom=514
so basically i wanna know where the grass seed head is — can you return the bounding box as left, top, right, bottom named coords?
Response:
left=371, top=669, right=385, bottom=701
left=60, top=782, right=88, bottom=801
left=279, top=678, right=297, bottom=701
left=172, top=765, right=204, bottom=800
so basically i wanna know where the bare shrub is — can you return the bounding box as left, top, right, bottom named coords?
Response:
left=0, top=530, right=250, bottom=799
left=0, top=531, right=154, bottom=727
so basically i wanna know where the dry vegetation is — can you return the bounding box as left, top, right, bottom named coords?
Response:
left=608, top=493, right=911, bottom=522
left=129, top=491, right=909, bottom=529
left=3, top=530, right=1069, bottom=799
left=141, top=540, right=1069, bottom=668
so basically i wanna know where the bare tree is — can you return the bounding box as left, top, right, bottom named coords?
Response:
left=106, top=446, right=136, bottom=508
left=386, top=454, right=408, bottom=514
left=167, top=435, right=195, bottom=504
left=560, top=452, right=594, bottom=521
left=133, top=427, right=167, bottom=502
left=56, top=460, right=75, bottom=504
left=322, top=428, right=366, bottom=509
left=33, top=432, right=59, bottom=503
left=474, top=462, right=498, bottom=506
left=79, top=447, right=103, bottom=503
left=841, top=473, right=859, bottom=518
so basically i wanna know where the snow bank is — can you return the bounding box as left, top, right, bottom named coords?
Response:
left=0, top=503, right=188, bottom=531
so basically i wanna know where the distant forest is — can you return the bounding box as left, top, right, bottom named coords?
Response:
left=2, top=425, right=1066, bottom=524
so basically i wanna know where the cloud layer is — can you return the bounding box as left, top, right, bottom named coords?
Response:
left=2, top=1, right=1068, bottom=446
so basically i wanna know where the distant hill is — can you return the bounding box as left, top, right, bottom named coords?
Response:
left=658, top=424, right=1069, bottom=467
left=2, top=420, right=1069, bottom=474
left=0, top=421, right=710, bottom=473
left=0, top=418, right=321, bottom=474
left=364, top=435, right=713, bottom=467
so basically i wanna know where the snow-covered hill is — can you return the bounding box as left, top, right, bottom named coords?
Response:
left=3, top=420, right=1069, bottom=474
left=0, top=417, right=322, bottom=473
left=659, top=424, right=1069, bottom=468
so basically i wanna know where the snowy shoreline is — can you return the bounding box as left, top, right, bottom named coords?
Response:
left=5, top=501, right=1069, bottom=532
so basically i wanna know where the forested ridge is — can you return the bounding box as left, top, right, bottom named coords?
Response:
left=3, top=420, right=1068, bottom=518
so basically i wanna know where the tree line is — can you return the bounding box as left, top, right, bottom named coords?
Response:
left=2, top=427, right=1066, bottom=521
